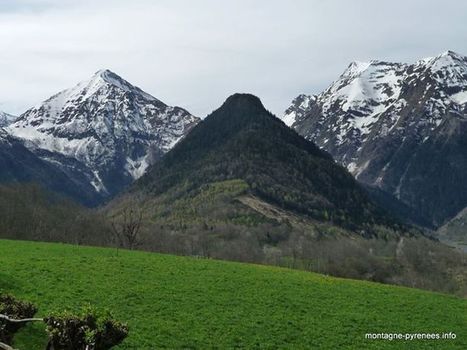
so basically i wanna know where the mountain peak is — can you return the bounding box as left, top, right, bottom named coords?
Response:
left=343, top=61, right=373, bottom=77
left=209, top=94, right=268, bottom=127
left=439, top=50, right=464, bottom=59
left=431, top=50, right=467, bottom=63
left=415, top=50, right=467, bottom=87
left=93, top=69, right=124, bottom=84
left=94, top=68, right=114, bottom=76
left=222, top=93, right=265, bottom=110
left=135, top=95, right=390, bottom=232
left=84, top=69, right=142, bottom=97
left=343, top=60, right=403, bottom=78
left=418, top=50, right=467, bottom=67
left=436, top=50, right=467, bottom=65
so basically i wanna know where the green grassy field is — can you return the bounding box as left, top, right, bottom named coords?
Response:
left=0, top=239, right=465, bottom=349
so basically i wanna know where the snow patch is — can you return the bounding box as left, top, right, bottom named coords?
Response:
left=282, top=111, right=297, bottom=127
left=125, top=156, right=150, bottom=180
left=451, top=90, right=467, bottom=105
left=91, top=170, right=107, bottom=193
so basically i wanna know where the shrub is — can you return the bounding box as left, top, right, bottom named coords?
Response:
left=44, top=305, right=128, bottom=350
left=0, top=294, right=38, bottom=344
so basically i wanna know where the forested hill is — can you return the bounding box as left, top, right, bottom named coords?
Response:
left=133, top=93, right=400, bottom=231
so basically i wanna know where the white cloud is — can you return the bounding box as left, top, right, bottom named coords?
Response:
left=1, top=0, right=467, bottom=117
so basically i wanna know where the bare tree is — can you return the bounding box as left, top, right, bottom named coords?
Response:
left=111, top=206, right=143, bottom=250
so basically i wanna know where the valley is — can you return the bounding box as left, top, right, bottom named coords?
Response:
left=1, top=90, right=466, bottom=297
left=2, top=2, right=467, bottom=349
left=0, top=52, right=466, bottom=349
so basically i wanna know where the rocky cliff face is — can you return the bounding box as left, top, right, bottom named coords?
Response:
left=283, top=51, right=467, bottom=226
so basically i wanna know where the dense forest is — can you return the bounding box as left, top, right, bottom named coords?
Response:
left=135, top=94, right=401, bottom=232
left=0, top=184, right=111, bottom=246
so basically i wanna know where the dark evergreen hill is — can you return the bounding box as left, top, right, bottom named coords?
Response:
left=133, top=94, right=399, bottom=231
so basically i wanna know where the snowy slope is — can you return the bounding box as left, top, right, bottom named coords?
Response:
left=8, top=70, right=199, bottom=203
left=284, top=50, right=467, bottom=225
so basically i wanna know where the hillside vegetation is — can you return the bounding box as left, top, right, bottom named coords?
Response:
left=0, top=240, right=466, bottom=349
left=0, top=184, right=110, bottom=245
left=0, top=183, right=465, bottom=296
left=104, top=95, right=467, bottom=296
left=133, top=94, right=398, bottom=231
left=437, top=207, right=467, bottom=252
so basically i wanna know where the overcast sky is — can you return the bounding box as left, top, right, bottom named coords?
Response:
left=1, top=0, right=467, bottom=117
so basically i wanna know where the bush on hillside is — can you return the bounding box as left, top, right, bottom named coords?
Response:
left=44, top=305, right=128, bottom=350
left=0, top=294, right=38, bottom=344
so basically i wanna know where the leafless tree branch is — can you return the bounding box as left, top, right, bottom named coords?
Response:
left=0, top=313, right=43, bottom=323
left=0, top=341, right=16, bottom=350
left=111, top=206, right=143, bottom=250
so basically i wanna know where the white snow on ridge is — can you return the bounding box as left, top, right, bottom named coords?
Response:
left=91, top=170, right=107, bottom=193
left=282, top=111, right=298, bottom=127
left=326, top=61, right=404, bottom=110
left=341, top=61, right=373, bottom=79
left=451, top=90, right=467, bottom=105
left=281, top=94, right=315, bottom=127
left=283, top=50, right=467, bottom=180
left=416, top=50, right=467, bottom=88
left=315, top=61, right=406, bottom=137
left=285, top=51, right=467, bottom=144
left=125, top=155, right=150, bottom=180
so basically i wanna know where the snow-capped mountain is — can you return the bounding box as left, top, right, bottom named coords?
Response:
left=0, top=111, right=16, bottom=127
left=8, top=69, right=199, bottom=204
left=283, top=50, right=467, bottom=226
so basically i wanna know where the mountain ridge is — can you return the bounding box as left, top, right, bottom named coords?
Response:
left=283, top=50, right=467, bottom=226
